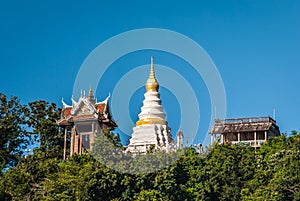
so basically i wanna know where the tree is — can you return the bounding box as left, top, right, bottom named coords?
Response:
left=2, top=114, right=300, bottom=201
left=26, top=100, right=64, bottom=157
left=241, top=131, right=300, bottom=201
left=0, top=93, right=30, bottom=172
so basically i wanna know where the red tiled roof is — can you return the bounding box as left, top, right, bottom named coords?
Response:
left=64, top=107, right=72, bottom=117
left=95, top=103, right=105, bottom=114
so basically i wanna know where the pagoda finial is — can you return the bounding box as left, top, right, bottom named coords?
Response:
left=146, top=56, right=159, bottom=92
left=151, top=56, right=154, bottom=67
left=88, top=85, right=93, bottom=95
left=149, top=56, right=155, bottom=80
left=88, top=85, right=95, bottom=104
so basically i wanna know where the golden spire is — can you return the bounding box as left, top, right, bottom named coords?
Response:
left=146, top=56, right=159, bottom=92
left=88, top=85, right=95, bottom=104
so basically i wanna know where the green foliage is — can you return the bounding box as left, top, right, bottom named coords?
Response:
left=2, top=131, right=300, bottom=200
left=0, top=93, right=29, bottom=171
left=91, top=131, right=185, bottom=174
left=0, top=94, right=64, bottom=172
left=1, top=93, right=300, bottom=200
left=241, top=133, right=300, bottom=201
left=27, top=100, right=63, bottom=154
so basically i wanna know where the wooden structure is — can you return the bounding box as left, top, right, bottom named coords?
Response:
left=57, top=88, right=117, bottom=159
left=209, top=116, right=280, bottom=147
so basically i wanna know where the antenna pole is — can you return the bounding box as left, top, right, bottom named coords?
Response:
left=214, top=106, right=217, bottom=120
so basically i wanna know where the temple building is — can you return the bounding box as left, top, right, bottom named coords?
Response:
left=209, top=116, right=280, bottom=148
left=126, top=57, right=175, bottom=154
left=57, top=89, right=117, bottom=159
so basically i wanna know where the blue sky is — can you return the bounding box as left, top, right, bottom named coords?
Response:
left=0, top=0, right=299, bottom=145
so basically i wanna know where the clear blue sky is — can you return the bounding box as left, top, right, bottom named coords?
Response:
left=0, top=0, right=299, bottom=145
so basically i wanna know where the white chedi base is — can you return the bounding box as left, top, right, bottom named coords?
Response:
left=138, top=92, right=166, bottom=120
left=126, top=124, right=174, bottom=154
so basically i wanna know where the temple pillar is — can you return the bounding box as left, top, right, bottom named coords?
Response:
left=63, top=128, right=67, bottom=160
left=79, top=134, right=83, bottom=154
left=70, top=127, right=75, bottom=156
left=265, top=131, right=267, bottom=141
left=254, top=131, right=257, bottom=147
left=90, top=133, right=94, bottom=151
left=74, top=135, right=79, bottom=154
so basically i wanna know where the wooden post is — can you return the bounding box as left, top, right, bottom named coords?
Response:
left=238, top=132, right=240, bottom=142
left=63, top=128, right=67, bottom=160
left=79, top=134, right=83, bottom=154
left=70, top=127, right=75, bottom=156
left=74, top=135, right=79, bottom=154
left=254, top=131, right=257, bottom=147
left=90, top=133, right=94, bottom=151
left=265, top=131, right=268, bottom=141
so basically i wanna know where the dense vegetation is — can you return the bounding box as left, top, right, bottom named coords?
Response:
left=1, top=93, right=300, bottom=200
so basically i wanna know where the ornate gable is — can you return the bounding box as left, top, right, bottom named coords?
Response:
left=71, top=97, right=97, bottom=117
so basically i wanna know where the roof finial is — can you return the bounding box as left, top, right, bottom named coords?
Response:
left=71, top=95, right=76, bottom=106
left=88, top=85, right=95, bottom=104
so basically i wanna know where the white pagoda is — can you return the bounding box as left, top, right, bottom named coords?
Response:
left=126, top=57, right=174, bottom=154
